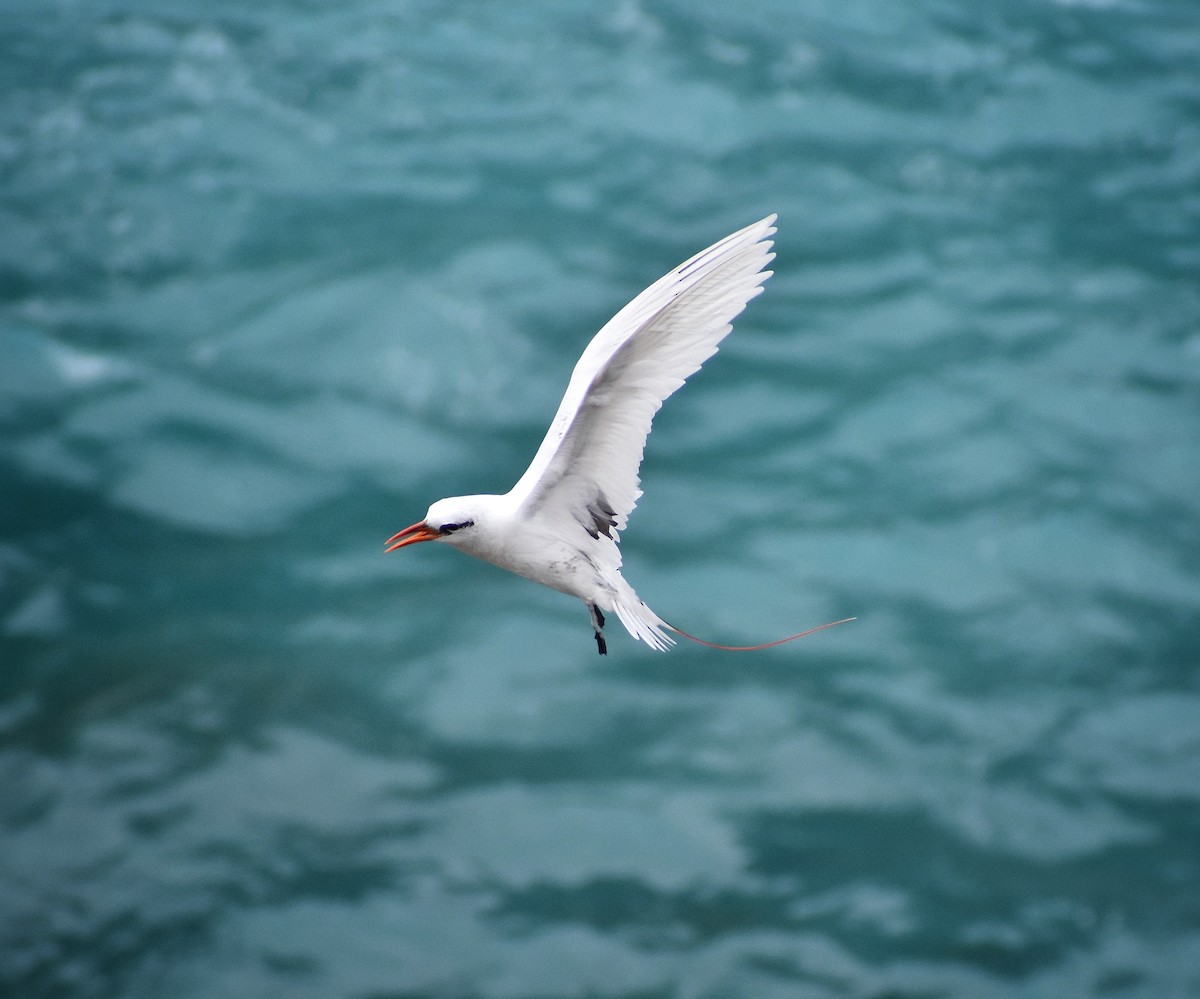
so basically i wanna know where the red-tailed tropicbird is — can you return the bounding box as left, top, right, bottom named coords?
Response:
left=387, top=216, right=852, bottom=654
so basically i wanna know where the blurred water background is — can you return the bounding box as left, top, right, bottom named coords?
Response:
left=3, top=0, right=1200, bottom=996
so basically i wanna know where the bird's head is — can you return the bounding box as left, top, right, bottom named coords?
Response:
left=385, top=496, right=488, bottom=552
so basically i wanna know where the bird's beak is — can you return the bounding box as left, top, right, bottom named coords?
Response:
left=385, top=520, right=441, bottom=552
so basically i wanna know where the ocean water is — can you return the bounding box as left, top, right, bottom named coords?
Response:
left=2, top=0, right=1199, bottom=996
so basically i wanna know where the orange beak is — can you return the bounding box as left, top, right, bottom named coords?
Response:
left=385, top=520, right=442, bottom=552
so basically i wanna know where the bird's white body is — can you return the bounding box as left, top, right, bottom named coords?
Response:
left=418, top=491, right=670, bottom=650
left=388, top=216, right=778, bottom=653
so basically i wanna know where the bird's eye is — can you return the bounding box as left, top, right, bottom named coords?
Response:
left=440, top=520, right=474, bottom=535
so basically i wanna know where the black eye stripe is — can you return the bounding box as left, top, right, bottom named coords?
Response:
left=440, top=520, right=474, bottom=535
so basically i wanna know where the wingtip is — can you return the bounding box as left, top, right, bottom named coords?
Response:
left=751, top=215, right=778, bottom=257
left=734, top=214, right=777, bottom=243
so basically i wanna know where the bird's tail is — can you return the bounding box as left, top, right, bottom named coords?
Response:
left=610, top=584, right=855, bottom=653
left=611, top=593, right=677, bottom=651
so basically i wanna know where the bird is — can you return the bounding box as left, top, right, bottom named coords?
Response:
left=386, top=215, right=853, bottom=654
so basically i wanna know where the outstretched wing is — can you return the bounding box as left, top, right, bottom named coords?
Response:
left=506, top=215, right=776, bottom=538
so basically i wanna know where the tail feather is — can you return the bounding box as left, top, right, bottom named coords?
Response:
left=609, top=581, right=855, bottom=652
left=611, top=594, right=676, bottom=651
left=606, top=578, right=854, bottom=654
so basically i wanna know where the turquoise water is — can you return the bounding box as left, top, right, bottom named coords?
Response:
left=3, top=1, right=1200, bottom=996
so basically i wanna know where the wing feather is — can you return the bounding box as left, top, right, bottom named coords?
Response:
left=506, top=215, right=777, bottom=536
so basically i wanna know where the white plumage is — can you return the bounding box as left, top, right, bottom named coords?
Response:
left=387, top=216, right=778, bottom=654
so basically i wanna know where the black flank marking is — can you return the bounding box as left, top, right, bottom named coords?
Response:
left=585, top=494, right=618, bottom=539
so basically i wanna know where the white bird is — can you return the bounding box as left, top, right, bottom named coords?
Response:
left=387, top=215, right=852, bottom=654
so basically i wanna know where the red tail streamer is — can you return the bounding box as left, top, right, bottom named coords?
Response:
left=667, top=616, right=856, bottom=651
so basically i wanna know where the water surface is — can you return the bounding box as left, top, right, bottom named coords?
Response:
left=2, top=1, right=1199, bottom=996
